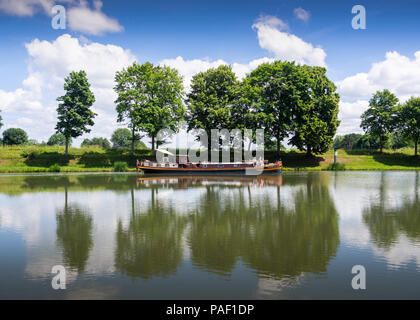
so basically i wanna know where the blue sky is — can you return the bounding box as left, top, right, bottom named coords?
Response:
left=1, top=0, right=420, bottom=146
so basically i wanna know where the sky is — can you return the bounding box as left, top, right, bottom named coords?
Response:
left=1, top=0, right=420, bottom=147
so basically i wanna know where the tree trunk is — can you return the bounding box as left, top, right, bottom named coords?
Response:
left=306, top=145, right=312, bottom=157
left=151, top=135, right=155, bottom=152
left=65, top=137, right=69, bottom=156
left=276, top=136, right=281, bottom=157
left=131, top=128, right=135, bottom=156
left=379, top=136, right=383, bottom=153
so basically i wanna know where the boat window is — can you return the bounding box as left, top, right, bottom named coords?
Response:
left=218, top=165, right=224, bottom=168
left=203, top=165, right=207, bottom=168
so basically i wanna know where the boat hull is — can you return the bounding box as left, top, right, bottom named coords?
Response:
left=140, top=165, right=282, bottom=174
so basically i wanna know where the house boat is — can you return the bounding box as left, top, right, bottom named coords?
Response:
left=139, top=150, right=282, bottom=174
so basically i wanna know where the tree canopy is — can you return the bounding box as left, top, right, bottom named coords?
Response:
left=111, top=128, right=146, bottom=149
left=2, top=128, right=28, bottom=145
left=114, top=62, right=184, bottom=153
left=81, top=137, right=111, bottom=149
left=395, top=97, right=420, bottom=156
left=186, top=65, right=239, bottom=150
left=47, top=133, right=70, bottom=146
left=56, top=70, right=96, bottom=155
left=288, top=65, right=340, bottom=155
left=360, top=89, right=398, bottom=153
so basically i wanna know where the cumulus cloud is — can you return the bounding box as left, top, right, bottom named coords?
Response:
left=0, top=0, right=62, bottom=16
left=67, top=0, right=124, bottom=35
left=159, top=56, right=275, bottom=90
left=1, top=34, right=135, bottom=143
left=0, top=0, right=123, bottom=36
left=335, top=50, right=420, bottom=135
left=338, top=51, right=420, bottom=102
left=293, top=7, right=310, bottom=22
left=252, top=15, right=326, bottom=67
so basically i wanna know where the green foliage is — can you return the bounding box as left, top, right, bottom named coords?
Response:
left=242, top=61, right=301, bottom=153
left=0, top=109, right=3, bottom=130
left=48, top=163, right=61, bottom=172
left=113, top=161, right=128, bottom=172
left=26, top=139, right=39, bottom=146
left=111, top=128, right=146, bottom=149
left=56, top=70, right=96, bottom=155
left=326, top=163, right=346, bottom=171
left=361, top=89, right=399, bottom=153
left=81, top=137, right=111, bottom=149
left=2, top=128, right=28, bottom=145
left=334, top=133, right=363, bottom=150
left=47, top=133, right=69, bottom=146
left=186, top=65, right=239, bottom=149
left=114, top=62, right=185, bottom=153
left=395, top=97, right=420, bottom=155
left=289, top=65, right=340, bottom=155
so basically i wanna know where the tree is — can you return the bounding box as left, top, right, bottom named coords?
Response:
left=242, top=61, right=302, bottom=156
left=360, top=89, right=398, bottom=153
left=142, top=65, right=185, bottom=151
left=2, top=128, right=28, bottom=145
left=333, top=133, right=363, bottom=150
left=289, top=66, right=340, bottom=156
left=186, top=65, right=239, bottom=151
left=56, top=71, right=96, bottom=156
left=81, top=137, right=111, bottom=149
left=47, top=133, right=69, bottom=146
left=111, top=128, right=146, bottom=149
left=114, top=62, right=184, bottom=154
left=0, top=109, right=3, bottom=130
left=395, top=97, right=420, bottom=156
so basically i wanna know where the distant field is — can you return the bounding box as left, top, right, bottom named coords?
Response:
left=0, top=145, right=419, bottom=173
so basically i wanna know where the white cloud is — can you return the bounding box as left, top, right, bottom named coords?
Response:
left=252, top=15, right=326, bottom=67
left=293, top=7, right=310, bottom=22
left=335, top=50, right=420, bottom=134
left=338, top=51, right=420, bottom=102
left=67, top=0, right=124, bottom=35
left=0, top=0, right=123, bottom=36
left=0, top=0, right=59, bottom=16
left=1, top=34, right=135, bottom=143
left=159, top=56, right=275, bottom=90
left=336, top=100, right=369, bottom=135
left=159, top=56, right=228, bottom=90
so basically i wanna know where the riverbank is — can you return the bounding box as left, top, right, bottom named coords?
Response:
left=0, top=145, right=419, bottom=173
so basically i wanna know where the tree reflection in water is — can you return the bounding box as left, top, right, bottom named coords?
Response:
left=188, top=174, right=340, bottom=279
left=363, top=172, right=420, bottom=249
left=56, top=186, right=93, bottom=273
left=114, top=186, right=187, bottom=279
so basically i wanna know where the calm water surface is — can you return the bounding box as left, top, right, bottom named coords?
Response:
left=0, top=171, right=419, bottom=299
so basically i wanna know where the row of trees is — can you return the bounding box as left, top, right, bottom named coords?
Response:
left=113, top=61, right=340, bottom=156
left=0, top=126, right=147, bottom=151
left=334, top=132, right=414, bottom=151
left=1, top=61, right=341, bottom=157
left=359, top=90, right=420, bottom=155
left=3, top=62, right=417, bottom=156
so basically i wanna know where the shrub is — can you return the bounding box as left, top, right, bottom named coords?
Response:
left=113, top=161, right=128, bottom=172
left=48, top=163, right=61, bottom=172
left=326, top=163, right=346, bottom=171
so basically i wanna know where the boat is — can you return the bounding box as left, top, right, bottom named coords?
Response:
left=139, top=149, right=282, bottom=174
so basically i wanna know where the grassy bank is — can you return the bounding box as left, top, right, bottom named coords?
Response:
left=0, top=145, right=419, bottom=173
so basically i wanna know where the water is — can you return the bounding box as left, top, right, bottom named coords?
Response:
left=0, top=171, right=419, bottom=299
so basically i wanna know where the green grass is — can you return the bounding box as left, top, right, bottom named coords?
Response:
left=0, top=145, right=419, bottom=173
left=113, top=161, right=128, bottom=172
